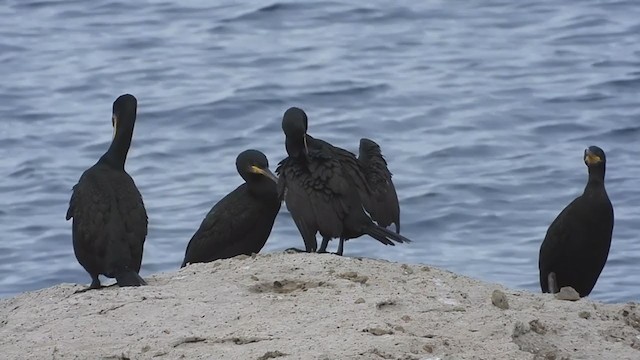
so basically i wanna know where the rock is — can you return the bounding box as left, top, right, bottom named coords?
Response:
left=376, top=300, right=396, bottom=309
left=364, top=327, right=394, bottom=336
left=171, top=336, right=206, bottom=348
left=529, top=319, right=547, bottom=335
left=578, top=311, right=591, bottom=319
left=401, top=264, right=414, bottom=275
left=2, top=253, right=638, bottom=359
left=512, top=321, right=530, bottom=337
left=555, top=287, right=580, bottom=301
left=339, top=271, right=359, bottom=279
left=257, top=351, right=287, bottom=360
left=338, top=271, right=369, bottom=284
left=491, top=290, right=509, bottom=310
left=621, top=303, right=640, bottom=330
left=393, top=325, right=405, bottom=332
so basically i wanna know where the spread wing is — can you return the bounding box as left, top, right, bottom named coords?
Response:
left=358, top=150, right=400, bottom=231
left=314, top=137, right=372, bottom=201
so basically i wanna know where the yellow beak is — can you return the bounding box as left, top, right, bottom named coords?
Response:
left=250, top=166, right=278, bottom=183
left=584, top=151, right=601, bottom=165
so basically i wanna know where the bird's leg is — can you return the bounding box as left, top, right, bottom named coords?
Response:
left=318, top=237, right=330, bottom=253
left=547, top=272, right=559, bottom=294
left=73, top=275, right=103, bottom=294
left=286, top=229, right=318, bottom=253
left=333, top=238, right=345, bottom=256
left=89, top=275, right=102, bottom=289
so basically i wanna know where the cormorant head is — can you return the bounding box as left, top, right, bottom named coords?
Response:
left=584, top=145, right=606, bottom=180
left=282, top=107, right=309, bottom=155
left=584, top=146, right=606, bottom=167
left=236, top=149, right=278, bottom=183
left=111, top=94, right=137, bottom=140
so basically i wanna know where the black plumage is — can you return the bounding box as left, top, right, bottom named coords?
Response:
left=181, top=150, right=281, bottom=267
left=358, top=138, right=400, bottom=233
left=538, top=146, right=614, bottom=297
left=66, top=94, right=147, bottom=289
left=276, top=107, right=411, bottom=256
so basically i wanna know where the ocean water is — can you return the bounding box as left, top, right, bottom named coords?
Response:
left=1, top=0, right=639, bottom=303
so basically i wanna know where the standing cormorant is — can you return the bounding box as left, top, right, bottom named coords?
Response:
left=181, top=150, right=281, bottom=267
left=276, top=107, right=411, bottom=256
left=66, top=94, right=147, bottom=289
left=538, top=146, right=614, bottom=297
left=358, top=138, right=400, bottom=234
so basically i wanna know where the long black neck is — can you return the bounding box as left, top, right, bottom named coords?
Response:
left=247, top=176, right=277, bottom=200
left=285, top=134, right=307, bottom=159
left=585, top=164, right=606, bottom=190
left=99, top=119, right=135, bottom=170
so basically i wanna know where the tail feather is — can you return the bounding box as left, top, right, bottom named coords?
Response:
left=115, top=270, right=147, bottom=287
left=364, top=223, right=412, bottom=246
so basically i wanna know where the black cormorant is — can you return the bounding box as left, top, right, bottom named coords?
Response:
left=276, top=107, right=411, bottom=256
left=358, top=138, right=400, bottom=233
left=66, top=94, right=147, bottom=289
left=538, top=146, right=614, bottom=297
left=181, top=150, right=281, bottom=267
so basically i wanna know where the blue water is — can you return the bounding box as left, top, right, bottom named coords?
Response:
left=1, top=0, right=639, bottom=303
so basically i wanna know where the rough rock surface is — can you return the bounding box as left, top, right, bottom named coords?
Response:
left=1, top=253, right=639, bottom=359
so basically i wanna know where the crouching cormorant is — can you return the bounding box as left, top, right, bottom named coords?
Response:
left=538, top=146, right=614, bottom=297
left=66, top=94, right=148, bottom=290
left=181, top=150, right=281, bottom=267
left=276, top=107, right=411, bottom=256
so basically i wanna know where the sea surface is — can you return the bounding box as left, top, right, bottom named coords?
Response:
left=1, top=0, right=639, bottom=303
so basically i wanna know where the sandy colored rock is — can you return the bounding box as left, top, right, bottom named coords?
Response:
left=579, top=311, right=591, bottom=319
left=257, top=350, right=287, bottom=359
left=491, top=289, right=510, bottom=310
left=0, top=253, right=639, bottom=359
left=555, top=286, right=581, bottom=301
left=400, top=264, right=414, bottom=275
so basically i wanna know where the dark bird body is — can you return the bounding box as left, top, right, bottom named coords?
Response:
left=358, top=138, right=400, bottom=233
left=181, top=150, right=281, bottom=267
left=538, top=146, right=613, bottom=297
left=66, top=94, right=147, bottom=289
left=276, top=107, right=411, bottom=255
